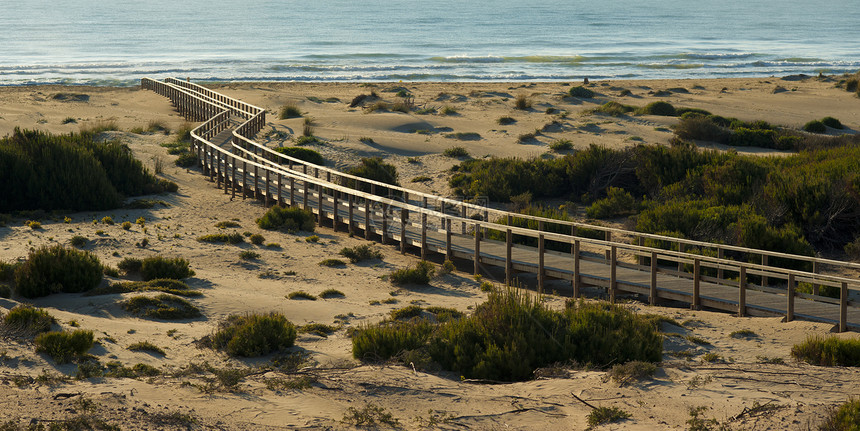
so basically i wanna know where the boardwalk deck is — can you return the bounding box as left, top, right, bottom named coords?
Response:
left=142, top=77, right=860, bottom=332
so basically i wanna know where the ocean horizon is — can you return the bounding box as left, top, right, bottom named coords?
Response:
left=3, top=0, right=859, bottom=86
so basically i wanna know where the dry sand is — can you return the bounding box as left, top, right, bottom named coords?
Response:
left=1, top=76, right=859, bottom=430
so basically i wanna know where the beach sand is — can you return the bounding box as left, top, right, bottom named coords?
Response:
left=1, top=76, right=859, bottom=430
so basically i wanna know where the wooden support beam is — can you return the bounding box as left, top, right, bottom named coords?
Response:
left=840, top=282, right=848, bottom=332
left=400, top=208, right=407, bottom=254
left=739, top=266, right=747, bottom=317
left=573, top=240, right=581, bottom=298
left=787, top=273, right=795, bottom=322
left=474, top=222, right=481, bottom=276
left=692, top=258, right=701, bottom=310
left=538, top=234, right=545, bottom=294
left=650, top=251, right=657, bottom=305
left=609, top=245, right=617, bottom=303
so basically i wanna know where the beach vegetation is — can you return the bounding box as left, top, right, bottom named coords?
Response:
left=279, top=103, right=302, bottom=119
left=587, top=406, right=631, bottom=427
left=549, top=139, right=573, bottom=151
left=592, top=101, right=636, bottom=116
left=257, top=205, right=315, bottom=232
left=214, top=220, right=240, bottom=228
left=444, top=132, right=481, bottom=140
left=585, top=187, right=638, bottom=218
left=0, top=129, right=176, bottom=212
left=240, top=251, right=261, bottom=261
left=121, top=294, right=202, bottom=320
left=14, top=245, right=102, bottom=298
left=514, top=94, right=532, bottom=110
left=820, top=116, right=844, bottom=129
left=818, top=399, right=860, bottom=431
left=288, top=290, right=317, bottom=300
left=568, top=86, right=595, bottom=98
left=411, top=175, right=431, bottom=182
left=389, top=261, right=435, bottom=285
left=319, top=258, right=346, bottom=267
left=637, top=101, right=676, bottom=116
left=442, top=146, right=470, bottom=157
left=249, top=233, right=265, bottom=245
left=305, top=234, right=320, bottom=243
left=202, top=312, right=297, bottom=357
left=320, top=288, right=345, bottom=298
left=791, top=336, right=860, bottom=367
left=26, top=220, right=41, bottom=229
left=497, top=116, right=516, bottom=125
left=440, top=105, right=458, bottom=115
left=803, top=120, right=827, bottom=133
left=197, top=232, right=244, bottom=243
left=390, top=305, right=423, bottom=321
left=35, top=329, right=94, bottom=363
left=343, top=157, right=400, bottom=197
left=139, top=256, right=194, bottom=280
left=340, top=244, right=383, bottom=263
left=342, top=403, right=400, bottom=428
left=298, top=323, right=339, bottom=337
left=2, top=305, right=55, bottom=334
left=174, top=152, right=198, bottom=167
left=274, top=146, right=324, bottom=165
left=127, top=341, right=166, bottom=356
left=121, top=221, right=132, bottom=230
left=85, top=279, right=201, bottom=297
left=607, top=360, right=656, bottom=386
left=70, top=235, right=88, bottom=248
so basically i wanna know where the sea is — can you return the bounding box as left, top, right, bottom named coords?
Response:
left=2, top=0, right=859, bottom=86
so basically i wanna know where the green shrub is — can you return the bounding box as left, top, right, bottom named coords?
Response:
left=443, top=146, right=470, bottom=158
left=127, top=341, right=166, bottom=355
left=197, top=232, right=244, bottom=243
left=214, top=220, right=240, bottom=229
left=514, top=94, right=532, bottom=110
left=205, top=312, right=297, bottom=357
left=175, top=152, right=197, bottom=167
left=70, top=235, right=88, bottom=248
left=673, top=117, right=731, bottom=143
left=389, top=261, right=435, bottom=285
left=249, top=233, right=265, bottom=245
left=340, top=244, right=383, bottom=263
left=121, top=221, right=132, bottom=230
left=569, top=86, right=595, bottom=98
left=426, top=288, right=662, bottom=381
left=586, top=187, right=637, bottom=218
left=0, top=129, right=174, bottom=212
left=122, top=294, right=202, bottom=320
left=791, top=336, right=860, bottom=366
left=240, top=251, right=261, bottom=261
left=390, top=305, right=423, bottom=320
left=86, top=279, right=201, bottom=297
left=587, top=406, right=631, bottom=427
left=0, top=261, right=17, bottom=282
left=319, top=258, right=346, bottom=267
left=821, top=116, right=843, bottom=129
left=592, top=101, right=635, bottom=116
left=440, top=105, right=458, bottom=115
left=298, top=323, right=338, bottom=337
left=279, top=104, right=302, bottom=119
left=140, top=256, right=194, bottom=280
left=34, top=330, right=94, bottom=363
left=101, top=216, right=114, bottom=225
left=117, top=257, right=142, bottom=273
left=607, top=360, right=657, bottom=386
left=497, top=116, right=516, bottom=125
left=803, top=120, right=827, bottom=133
left=549, top=139, right=573, bottom=152
left=637, top=101, right=676, bottom=116
left=344, top=157, right=400, bottom=196
left=256, top=205, right=315, bottom=232
left=288, top=290, right=317, bottom=300
left=351, top=319, right=434, bottom=361
left=274, top=146, right=324, bottom=165
left=26, top=220, right=41, bottom=229
left=14, top=245, right=103, bottom=298
left=819, top=399, right=860, bottom=431
left=319, top=288, right=345, bottom=299
left=2, top=305, right=54, bottom=334
left=0, top=284, right=10, bottom=298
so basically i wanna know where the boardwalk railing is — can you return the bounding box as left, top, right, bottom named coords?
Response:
left=141, top=77, right=860, bottom=332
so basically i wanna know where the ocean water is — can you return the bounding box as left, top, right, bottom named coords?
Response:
left=2, top=0, right=859, bottom=85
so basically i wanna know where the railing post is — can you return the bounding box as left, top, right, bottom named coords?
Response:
left=446, top=218, right=452, bottom=261
left=381, top=203, right=388, bottom=244
left=264, top=168, right=270, bottom=207
left=215, top=154, right=221, bottom=189
left=289, top=177, right=295, bottom=207
left=692, top=258, right=701, bottom=310
left=677, top=242, right=684, bottom=273
left=317, top=183, right=324, bottom=225
left=538, top=234, right=545, bottom=295
left=461, top=204, right=467, bottom=234
left=738, top=266, right=747, bottom=317
left=604, top=231, right=612, bottom=261
left=421, top=210, right=427, bottom=260
left=761, top=254, right=769, bottom=286
left=277, top=172, right=282, bottom=206
left=813, top=261, right=820, bottom=296
left=348, top=194, right=355, bottom=235
left=573, top=240, right=581, bottom=298
left=332, top=189, right=339, bottom=232
left=650, top=251, right=658, bottom=305
left=400, top=208, right=407, bottom=254
left=787, top=273, right=795, bottom=322
left=364, top=198, right=371, bottom=240
left=717, top=247, right=724, bottom=281
left=303, top=179, right=309, bottom=210
left=638, top=236, right=645, bottom=266
left=840, top=282, right=848, bottom=332
left=506, top=228, right=513, bottom=286
left=609, top=245, right=617, bottom=303
left=231, top=156, right=236, bottom=199
left=474, top=222, right=481, bottom=276
left=242, top=161, right=247, bottom=199
left=254, top=164, right=259, bottom=198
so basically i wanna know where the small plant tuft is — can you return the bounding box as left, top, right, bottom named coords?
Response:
left=389, top=261, right=435, bottom=285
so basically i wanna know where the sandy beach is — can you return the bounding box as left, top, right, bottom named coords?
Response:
left=1, top=76, right=859, bottom=430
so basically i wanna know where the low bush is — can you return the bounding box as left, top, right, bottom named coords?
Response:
left=340, top=244, right=383, bottom=263
left=197, top=232, right=244, bottom=243
left=497, top=116, right=516, bottom=125
left=140, top=256, right=194, bottom=280
left=586, top=187, right=637, bottom=218
left=592, top=101, right=635, bottom=116
left=70, top=235, right=88, bottom=248
left=279, top=103, right=302, bottom=119
left=351, top=319, right=434, bottom=361
left=443, top=146, right=470, bottom=158
left=214, top=220, right=240, bottom=229
left=803, top=120, right=827, bottom=133
left=287, top=290, right=317, bottom=300
left=298, top=323, right=338, bottom=337
left=514, top=94, right=532, bottom=110
left=569, top=86, right=595, bottom=98
left=204, top=312, right=297, bottom=357
left=2, top=305, right=55, bottom=334
left=14, top=245, right=102, bottom=298
left=440, top=105, right=458, bottom=115
left=637, top=101, right=676, bottom=116
left=389, top=261, right=435, bottom=285
left=390, top=305, right=423, bottom=321
left=256, top=205, right=315, bottom=232
left=549, top=139, right=573, bottom=152
left=607, top=360, right=657, bottom=386
left=673, top=116, right=731, bottom=143
left=820, top=116, right=843, bottom=129
left=117, top=257, right=142, bottom=273
left=274, top=146, right=324, bottom=165
left=85, top=279, right=201, bottom=297
left=791, top=336, right=860, bottom=366
left=34, top=330, right=94, bottom=363
left=587, top=406, right=631, bottom=427
left=319, top=288, right=345, bottom=299
left=240, top=251, right=261, bottom=261
left=344, top=157, right=400, bottom=195
left=175, top=152, right=197, bottom=167
left=127, top=341, right=166, bottom=355
left=122, top=294, right=202, bottom=320
left=818, top=398, right=860, bottom=431
left=249, top=233, right=265, bottom=245
left=319, top=258, right=346, bottom=267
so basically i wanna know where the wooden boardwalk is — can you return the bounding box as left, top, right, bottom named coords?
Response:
left=142, top=77, right=860, bottom=332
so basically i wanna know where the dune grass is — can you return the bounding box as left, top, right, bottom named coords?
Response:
left=202, top=312, right=297, bottom=357
left=122, top=294, right=201, bottom=320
